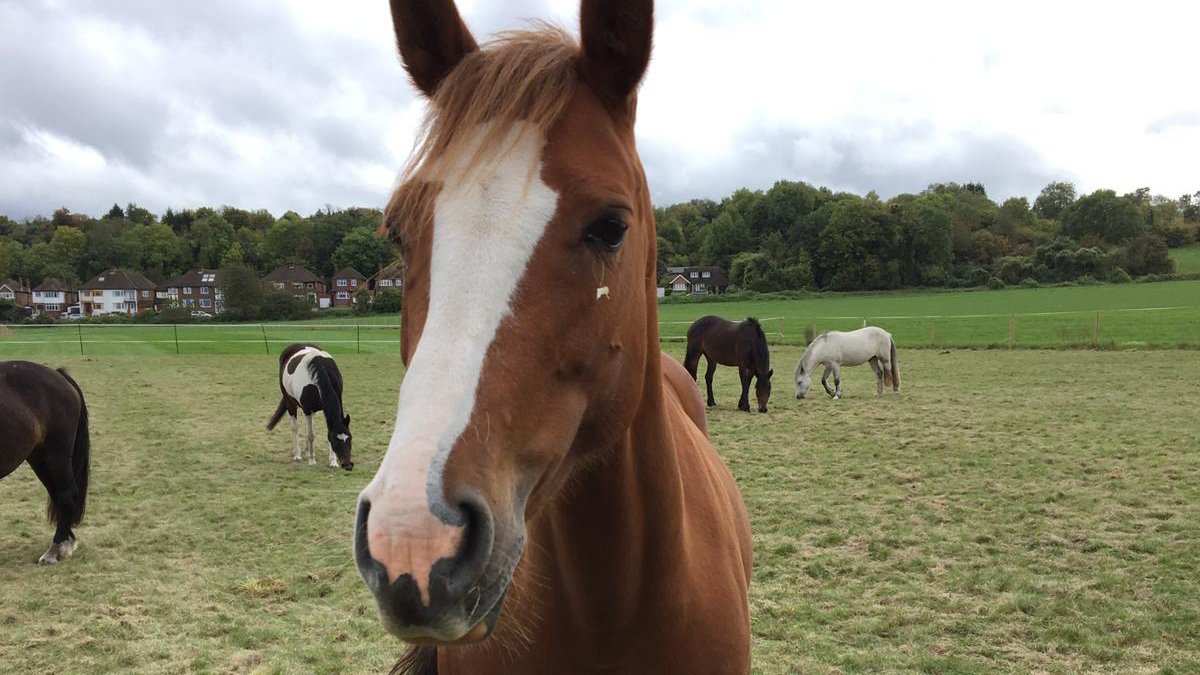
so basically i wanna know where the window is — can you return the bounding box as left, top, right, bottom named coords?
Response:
left=274, top=282, right=284, bottom=290
left=201, top=273, right=216, bottom=283
left=0, top=291, right=13, bottom=299
left=379, top=279, right=392, bottom=287
left=306, top=282, right=314, bottom=289
left=350, top=279, right=358, bottom=287
left=184, top=287, right=192, bottom=295
left=184, top=299, right=194, bottom=307
left=142, top=290, right=150, bottom=297
left=702, top=271, right=711, bottom=278
left=124, top=302, right=136, bottom=311
left=293, top=282, right=302, bottom=289
left=199, top=299, right=212, bottom=308
left=93, top=302, right=104, bottom=310
left=336, top=291, right=350, bottom=300
left=45, top=304, right=60, bottom=312
left=200, top=286, right=209, bottom=295
left=337, top=279, right=348, bottom=287
left=690, top=272, right=698, bottom=278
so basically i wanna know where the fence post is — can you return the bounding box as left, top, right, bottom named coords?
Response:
left=1093, top=310, right=1101, bottom=348
left=357, top=324, right=361, bottom=354
left=777, top=317, right=784, bottom=340
left=1009, top=314, right=1015, bottom=350
left=173, top=324, right=180, bottom=355
left=261, top=324, right=270, bottom=355
left=77, top=324, right=84, bottom=356
left=929, top=319, right=937, bottom=346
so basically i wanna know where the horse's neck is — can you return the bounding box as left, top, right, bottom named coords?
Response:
left=312, top=364, right=343, bottom=430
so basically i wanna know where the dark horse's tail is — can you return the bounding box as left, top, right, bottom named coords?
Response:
left=54, top=368, right=90, bottom=527
left=889, top=338, right=900, bottom=391
left=266, top=397, right=287, bottom=431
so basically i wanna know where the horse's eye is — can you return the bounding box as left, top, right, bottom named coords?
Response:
left=583, top=216, right=628, bottom=252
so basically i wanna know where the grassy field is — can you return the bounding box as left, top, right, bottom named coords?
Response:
left=2, top=350, right=1199, bottom=673
left=3, top=279, right=1200, bottom=357
left=660, top=279, right=1200, bottom=348
left=1170, top=245, right=1200, bottom=274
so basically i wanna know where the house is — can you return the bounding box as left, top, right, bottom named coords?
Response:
left=665, top=266, right=728, bottom=295
left=368, top=261, right=405, bottom=296
left=0, top=278, right=32, bottom=308
left=331, top=267, right=367, bottom=307
left=77, top=269, right=158, bottom=316
left=263, top=263, right=326, bottom=305
left=161, top=269, right=225, bottom=314
left=31, top=279, right=77, bottom=317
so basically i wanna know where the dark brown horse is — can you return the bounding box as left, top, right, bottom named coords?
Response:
left=684, top=316, right=774, bottom=413
left=0, top=361, right=91, bottom=564
left=354, top=1, right=752, bottom=673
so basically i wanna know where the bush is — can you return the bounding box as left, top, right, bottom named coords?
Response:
left=157, top=301, right=193, bottom=324
left=89, top=312, right=132, bottom=324
left=353, top=287, right=371, bottom=315
left=371, top=289, right=402, bottom=314
left=1020, top=278, right=1039, bottom=288
left=1075, top=275, right=1100, bottom=285
left=0, top=299, right=21, bottom=323
left=261, top=292, right=314, bottom=321
left=1109, top=267, right=1132, bottom=284
left=1119, top=235, right=1174, bottom=277
left=986, top=276, right=1006, bottom=290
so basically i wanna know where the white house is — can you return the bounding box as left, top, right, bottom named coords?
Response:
left=77, top=269, right=158, bottom=316
left=31, top=279, right=76, bottom=317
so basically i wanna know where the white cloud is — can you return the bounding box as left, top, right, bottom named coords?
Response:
left=1, top=0, right=1196, bottom=219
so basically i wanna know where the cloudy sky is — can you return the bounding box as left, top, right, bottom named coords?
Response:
left=1, top=0, right=1196, bottom=219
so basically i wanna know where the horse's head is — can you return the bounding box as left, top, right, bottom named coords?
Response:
left=329, top=414, right=353, bottom=471
left=356, top=0, right=656, bottom=644
left=756, top=369, right=773, bottom=412
left=795, top=362, right=812, bottom=399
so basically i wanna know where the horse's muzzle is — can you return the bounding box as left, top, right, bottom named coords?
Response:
left=353, top=494, right=501, bottom=643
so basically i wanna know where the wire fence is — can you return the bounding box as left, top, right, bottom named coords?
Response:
left=1, top=305, right=1198, bottom=357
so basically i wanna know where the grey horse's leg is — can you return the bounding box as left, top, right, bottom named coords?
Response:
left=831, top=363, right=842, bottom=399
left=869, top=357, right=884, bottom=396
left=821, top=365, right=835, bottom=397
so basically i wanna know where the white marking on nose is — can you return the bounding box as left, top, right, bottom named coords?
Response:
left=336, top=433, right=349, bottom=442
left=362, top=122, right=559, bottom=603
left=596, top=286, right=609, bottom=299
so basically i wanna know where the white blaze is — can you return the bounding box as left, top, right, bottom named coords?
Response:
left=361, top=123, right=559, bottom=599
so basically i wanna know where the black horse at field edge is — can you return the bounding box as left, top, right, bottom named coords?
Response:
left=683, top=316, right=774, bottom=413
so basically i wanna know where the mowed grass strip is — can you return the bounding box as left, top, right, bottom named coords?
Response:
left=2, top=350, right=1199, bottom=673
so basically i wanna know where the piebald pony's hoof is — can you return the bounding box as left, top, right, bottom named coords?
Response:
left=37, top=537, right=76, bottom=565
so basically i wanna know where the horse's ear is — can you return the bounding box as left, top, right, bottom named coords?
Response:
left=388, top=0, right=479, bottom=97
left=344, top=414, right=351, bottom=426
left=768, top=369, right=774, bottom=379
left=579, top=0, right=654, bottom=105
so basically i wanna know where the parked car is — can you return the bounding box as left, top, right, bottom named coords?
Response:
left=190, top=310, right=213, bottom=319
left=65, top=306, right=85, bottom=320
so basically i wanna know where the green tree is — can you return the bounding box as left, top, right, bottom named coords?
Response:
left=816, top=197, right=899, bottom=290
left=372, top=289, right=403, bottom=314
left=333, top=227, right=395, bottom=277
left=1061, top=189, right=1146, bottom=244
left=1033, top=181, right=1077, bottom=220
left=221, top=261, right=266, bottom=320
left=189, top=213, right=235, bottom=268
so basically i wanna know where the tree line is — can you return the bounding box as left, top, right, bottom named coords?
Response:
left=656, top=182, right=1200, bottom=292
left=0, top=204, right=395, bottom=288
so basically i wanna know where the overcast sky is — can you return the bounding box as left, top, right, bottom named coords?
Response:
left=1, top=0, right=1196, bottom=219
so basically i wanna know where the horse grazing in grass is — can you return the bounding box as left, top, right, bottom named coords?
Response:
left=684, top=316, right=773, bottom=413
left=354, top=1, right=752, bottom=672
left=267, top=343, right=353, bottom=470
left=794, top=326, right=900, bottom=400
left=0, top=361, right=90, bottom=564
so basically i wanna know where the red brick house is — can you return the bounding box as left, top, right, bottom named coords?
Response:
left=368, top=261, right=405, bottom=297
left=31, top=279, right=77, bottom=317
left=161, top=269, right=225, bottom=314
left=664, top=266, right=728, bottom=295
left=263, top=263, right=326, bottom=305
left=0, top=278, right=32, bottom=308
left=331, top=267, right=367, bottom=307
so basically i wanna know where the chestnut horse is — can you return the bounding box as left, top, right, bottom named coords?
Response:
left=354, top=1, right=752, bottom=673
left=683, top=316, right=774, bottom=413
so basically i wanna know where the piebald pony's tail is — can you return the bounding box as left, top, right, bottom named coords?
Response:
left=266, top=397, right=288, bottom=431
left=888, top=338, right=900, bottom=391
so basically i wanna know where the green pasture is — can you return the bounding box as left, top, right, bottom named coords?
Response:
left=1170, top=245, right=1200, bottom=274
left=2, top=350, right=1199, bottom=673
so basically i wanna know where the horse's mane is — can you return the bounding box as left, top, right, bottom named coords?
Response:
left=745, top=317, right=769, bottom=373
left=384, top=25, right=580, bottom=238
left=307, top=356, right=345, bottom=432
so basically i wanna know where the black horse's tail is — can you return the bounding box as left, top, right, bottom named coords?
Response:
left=266, top=397, right=288, bottom=431
left=682, top=340, right=702, bottom=381
left=54, top=368, right=90, bottom=527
